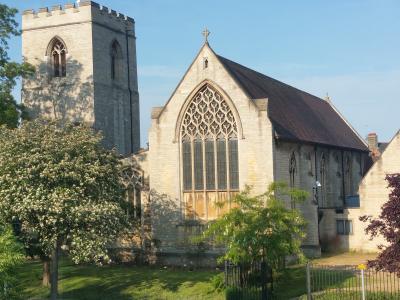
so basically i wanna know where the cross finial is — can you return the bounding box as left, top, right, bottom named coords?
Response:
left=202, top=28, right=210, bottom=43
left=325, top=92, right=331, bottom=102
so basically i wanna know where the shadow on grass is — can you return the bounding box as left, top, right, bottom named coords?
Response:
left=16, top=259, right=223, bottom=300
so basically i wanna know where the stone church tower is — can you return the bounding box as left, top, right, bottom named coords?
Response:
left=21, top=1, right=140, bottom=156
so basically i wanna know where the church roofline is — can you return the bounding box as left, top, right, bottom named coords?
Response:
left=326, top=98, right=369, bottom=149
left=152, top=42, right=213, bottom=120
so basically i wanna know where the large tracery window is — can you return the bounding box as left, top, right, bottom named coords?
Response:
left=49, top=38, right=67, bottom=78
left=181, top=84, right=239, bottom=219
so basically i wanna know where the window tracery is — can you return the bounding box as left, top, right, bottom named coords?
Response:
left=181, top=84, right=239, bottom=193
left=49, top=38, right=67, bottom=77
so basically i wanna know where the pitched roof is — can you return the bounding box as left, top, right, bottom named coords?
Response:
left=217, top=55, right=368, bottom=152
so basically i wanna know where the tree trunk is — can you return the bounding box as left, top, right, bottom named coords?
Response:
left=42, top=259, right=50, bottom=287
left=50, top=243, right=60, bottom=300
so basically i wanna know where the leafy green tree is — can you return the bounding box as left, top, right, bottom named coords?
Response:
left=360, top=174, right=400, bottom=275
left=0, top=119, right=133, bottom=300
left=0, top=225, right=24, bottom=300
left=0, top=4, right=34, bottom=127
left=201, top=183, right=308, bottom=270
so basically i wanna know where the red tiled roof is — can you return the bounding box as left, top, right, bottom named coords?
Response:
left=217, top=55, right=368, bottom=151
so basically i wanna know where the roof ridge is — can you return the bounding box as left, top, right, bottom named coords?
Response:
left=216, top=53, right=368, bottom=151
left=216, top=54, right=328, bottom=104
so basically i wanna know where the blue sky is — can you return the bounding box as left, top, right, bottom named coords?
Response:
left=5, top=0, right=400, bottom=146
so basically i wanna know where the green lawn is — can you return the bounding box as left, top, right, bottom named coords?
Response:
left=15, top=260, right=225, bottom=300
left=15, top=259, right=310, bottom=300
left=14, top=253, right=379, bottom=300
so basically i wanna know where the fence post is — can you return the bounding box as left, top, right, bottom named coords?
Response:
left=358, top=264, right=366, bottom=300
left=261, top=261, right=267, bottom=300
left=306, top=262, right=312, bottom=300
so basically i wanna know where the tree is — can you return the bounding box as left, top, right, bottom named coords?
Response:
left=0, top=4, right=34, bottom=127
left=360, top=173, right=400, bottom=275
left=0, top=119, right=133, bottom=300
left=201, top=183, right=307, bottom=270
left=0, top=225, right=24, bottom=300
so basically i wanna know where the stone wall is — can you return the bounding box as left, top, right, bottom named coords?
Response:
left=273, top=140, right=368, bottom=255
left=343, top=131, right=400, bottom=252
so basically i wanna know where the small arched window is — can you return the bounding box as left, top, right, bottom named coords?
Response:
left=289, top=152, right=297, bottom=209
left=320, top=153, right=327, bottom=207
left=49, top=38, right=67, bottom=77
left=344, top=154, right=352, bottom=197
left=110, top=40, right=123, bottom=81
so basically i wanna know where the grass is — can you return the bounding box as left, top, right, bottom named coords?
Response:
left=13, top=252, right=381, bottom=300
left=16, top=259, right=308, bottom=300
left=313, top=251, right=377, bottom=266
left=15, top=259, right=224, bottom=300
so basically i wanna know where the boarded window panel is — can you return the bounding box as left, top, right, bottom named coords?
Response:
left=217, top=139, right=227, bottom=190
left=229, top=139, right=239, bottom=189
left=182, top=141, right=192, bottom=191
left=205, top=140, right=215, bottom=190
left=194, top=140, right=204, bottom=190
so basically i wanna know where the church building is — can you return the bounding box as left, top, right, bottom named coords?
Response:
left=141, top=31, right=370, bottom=263
left=21, top=1, right=390, bottom=265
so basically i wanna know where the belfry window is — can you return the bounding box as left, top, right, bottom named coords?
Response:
left=111, top=40, right=123, bottom=81
left=181, top=84, right=239, bottom=193
left=49, top=38, right=67, bottom=77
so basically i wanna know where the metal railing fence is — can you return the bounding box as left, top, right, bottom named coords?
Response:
left=225, top=260, right=274, bottom=300
left=306, top=262, right=400, bottom=300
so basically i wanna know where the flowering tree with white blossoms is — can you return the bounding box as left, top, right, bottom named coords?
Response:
left=0, top=119, right=133, bottom=300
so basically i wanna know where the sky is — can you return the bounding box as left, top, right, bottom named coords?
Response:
left=4, top=0, right=400, bottom=147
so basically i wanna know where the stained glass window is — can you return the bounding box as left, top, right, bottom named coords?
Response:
left=181, top=84, right=239, bottom=192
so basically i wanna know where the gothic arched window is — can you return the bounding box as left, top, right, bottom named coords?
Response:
left=289, top=152, right=297, bottom=209
left=344, top=154, right=352, bottom=197
left=49, top=38, right=67, bottom=77
left=180, top=84, right=239, bottom=219
left=320, top=153, right=327, bottom=207
left=110, top=40, right=123, bottom=81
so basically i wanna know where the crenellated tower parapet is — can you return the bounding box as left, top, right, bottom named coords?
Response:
left=22, top=1, right=135, bottom=35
